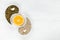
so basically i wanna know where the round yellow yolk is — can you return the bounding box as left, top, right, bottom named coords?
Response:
left=13, top=15, right=24, bottom=26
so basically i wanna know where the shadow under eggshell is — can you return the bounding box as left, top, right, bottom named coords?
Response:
left=5, top=5, right=19, bottom=24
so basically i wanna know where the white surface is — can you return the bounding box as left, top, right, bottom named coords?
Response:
left=0, top=0, right=60, bottom=40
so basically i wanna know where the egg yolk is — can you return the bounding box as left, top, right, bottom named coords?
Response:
left=13, top=15, right=24, bottom=26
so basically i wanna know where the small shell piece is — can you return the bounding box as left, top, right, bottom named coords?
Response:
left=18, top=18, right=31, bottom=35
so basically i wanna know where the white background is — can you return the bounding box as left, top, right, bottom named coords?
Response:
left=0, top=0, right=60, bottom=40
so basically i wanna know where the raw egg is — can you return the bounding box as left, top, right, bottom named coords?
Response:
left=11, top=14, right=25, bottom=26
